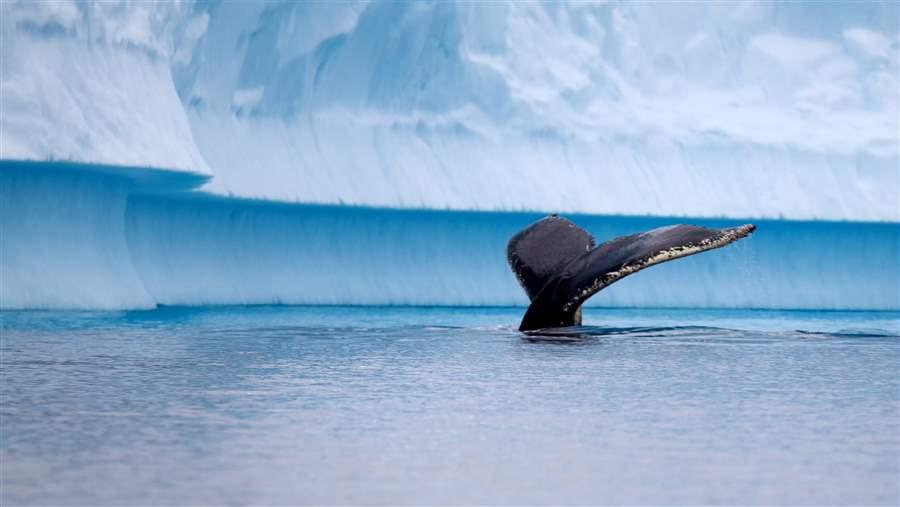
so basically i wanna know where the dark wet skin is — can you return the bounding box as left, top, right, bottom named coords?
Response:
left=507, top=216, right=756, bottom=332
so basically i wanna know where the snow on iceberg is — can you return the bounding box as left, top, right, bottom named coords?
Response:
left=176, top=1, right=900, bottom=220
left=2, top=1, right=898, bottom=220
left=0, top=1, right=210, bottom=177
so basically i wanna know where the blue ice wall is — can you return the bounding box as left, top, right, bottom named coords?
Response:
left=2, top=164, right=897, bottom=310
left=0, top=166, right=154, bottom=309
left=127, top=195, right=899, bottom=310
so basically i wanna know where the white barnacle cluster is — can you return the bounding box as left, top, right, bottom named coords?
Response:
left=562, top=225, right=754, bottom=312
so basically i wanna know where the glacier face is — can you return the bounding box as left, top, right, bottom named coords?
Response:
left=2, top=1, right=898, bottom=220
left=2, top=164, right=897, bottom=311
left=127, top=193, right=899, bottom=310
left=2, top=2, right=898, bottom=311
left=0, top=1, right=210, bottom=176
left=182, top=1, right=899, bottom=220
left=0, top=165, right=154, bottom=309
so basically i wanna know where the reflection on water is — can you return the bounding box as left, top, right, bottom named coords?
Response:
left=1, top=306, right=898, bottom=505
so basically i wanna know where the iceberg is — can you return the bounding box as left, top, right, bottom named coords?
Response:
left=1, top=162, right=897, bottom=310
left=182, top=1, right=899, bottom=220
left=1, top=1, right=898, bottom=310
left=3, top=0, right=897, bottom=219
left=0, top=1, right=210, bottom=177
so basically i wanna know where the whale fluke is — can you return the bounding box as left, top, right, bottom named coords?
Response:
left=507, top=216, right=756, bottom=331
left=506, top=214, right=595, bottom=301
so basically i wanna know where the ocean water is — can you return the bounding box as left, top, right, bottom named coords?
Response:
left=1, top=306, right=898, bottom=505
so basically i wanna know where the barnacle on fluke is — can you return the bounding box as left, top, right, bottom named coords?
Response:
left=507, top=216, right=755, bottom=331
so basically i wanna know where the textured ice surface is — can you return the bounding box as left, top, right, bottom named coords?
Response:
left=1, top=165, right=897, bottom=310
left=2, top=1, right=898, bottom=219
left=0, top=1, right=210, bottom=176
left=0, top=166, right=154, bottom=309
left=2, top=2, right=898, bottom=309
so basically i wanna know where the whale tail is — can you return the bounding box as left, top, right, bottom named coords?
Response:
left=507, top=216, right=756, bottom=331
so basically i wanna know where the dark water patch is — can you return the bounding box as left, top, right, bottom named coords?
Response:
left=797, top=327, right=900, bottom=339
left=523, top=323, right=900, bottom=344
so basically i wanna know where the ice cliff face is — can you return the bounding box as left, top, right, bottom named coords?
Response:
left=3, top=164, right=897, bottom=310
left=2, top=1, right=899, bottom=219
left=2, top=1, right=899, bottom=310
left=0, top=1, right=210, bottom=175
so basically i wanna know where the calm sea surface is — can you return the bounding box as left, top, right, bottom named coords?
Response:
left=1, top=306, right=898, bottom=505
